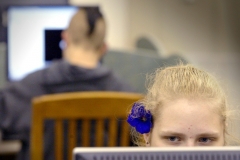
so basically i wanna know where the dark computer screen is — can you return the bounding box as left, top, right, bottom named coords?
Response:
left=44, top=29, right=63, bottom=61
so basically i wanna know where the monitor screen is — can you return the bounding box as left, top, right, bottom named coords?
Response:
left=73, top=147, right=240, bottom=160
left=7, top=6, right=78, bottom=81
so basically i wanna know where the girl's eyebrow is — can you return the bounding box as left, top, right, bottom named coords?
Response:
left=159, top=131, right=185, bottom=137
left=196, top=133, right=220, bottom=137
left=159, top=131, right=220, bottom=137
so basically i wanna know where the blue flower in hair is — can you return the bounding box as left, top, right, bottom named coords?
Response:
left=127, top=103, right=152, bottom=134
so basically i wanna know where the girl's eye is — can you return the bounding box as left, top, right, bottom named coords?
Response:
left=198, top=137, right=212, bottom=143
left=168, top=136, right=181, bottom=142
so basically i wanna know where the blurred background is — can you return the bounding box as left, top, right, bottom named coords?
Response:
left=1, top=0, right=239, bottom=105
left=0, top=0, right=240, bottom=158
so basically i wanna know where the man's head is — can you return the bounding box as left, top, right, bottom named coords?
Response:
left=63, top=7, right=106, bottom=50
left=62, top=7, right=107, bottom=67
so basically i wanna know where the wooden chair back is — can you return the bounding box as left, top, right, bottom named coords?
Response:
left=30, top=91, right=144, bottom=160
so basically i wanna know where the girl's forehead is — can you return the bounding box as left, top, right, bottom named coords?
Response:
left=154, top=98, right=224, bottom=128
left=156, top=98, right=221, bottom=115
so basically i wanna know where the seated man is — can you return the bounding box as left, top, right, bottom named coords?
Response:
left=0, top=7, right=134, bottom=160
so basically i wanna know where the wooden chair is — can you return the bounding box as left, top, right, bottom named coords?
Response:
left=30, top=91, right=144, bottom=160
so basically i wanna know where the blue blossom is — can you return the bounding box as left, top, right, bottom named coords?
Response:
left=127, top=103, right=152, bottom=134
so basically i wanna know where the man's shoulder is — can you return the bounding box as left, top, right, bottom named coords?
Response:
left=21, top=60, right=65, bottom=83
left=1, top=61, right=61, bottom=92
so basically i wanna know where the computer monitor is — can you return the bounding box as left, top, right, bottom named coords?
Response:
left=73, top=147, right=240, bottom=160
left=7, top=5, right=78, bottom=81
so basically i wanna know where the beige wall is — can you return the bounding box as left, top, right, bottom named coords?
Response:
left=222, top=0, right=240, bottom=53
left=129, top=0, right=229, bottom=55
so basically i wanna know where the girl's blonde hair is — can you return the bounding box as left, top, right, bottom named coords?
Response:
left=130, top=64, right=233, bottom=146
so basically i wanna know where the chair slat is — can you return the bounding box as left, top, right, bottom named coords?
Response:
left=108, top=119, right=117, bottom=146
left=68, top=120, right=77, bottom=160
left=55, top=120, right=63, bottom=160
left=120, top=121, right=130, bottom=146
left=96, top=119, right=104, bottom=146
left=31, top=111, right=44, bottom=160
left=82, top=120, right=90, bottom=146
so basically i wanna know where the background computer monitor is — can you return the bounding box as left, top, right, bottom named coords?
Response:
left=7, top=5, right=78, bottom=81
left=73, top=147, right=240, bottom=160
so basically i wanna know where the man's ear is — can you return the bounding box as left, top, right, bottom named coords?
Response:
left=61, top=30, right=69, bottom=46
left=99, top=42, right=108, bottom=57
left=143, top=133, right=151, bottom=147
